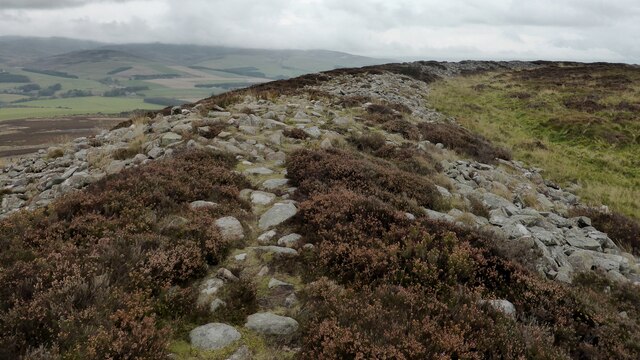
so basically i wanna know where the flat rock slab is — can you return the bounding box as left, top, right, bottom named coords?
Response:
left=258, top=203, right=297, bottom=230
left=565, top=229, right=601, bottom=251
left=251, top=246, right=299, bottom=257
left=161, top=132, right=182, bottom=146
left=190, top=323, right=241, bottom=350
left=251, top=191, right=276, bottom=205
left=245, top=312, right=298, bottom=336
left=261, top=178, right=289, bottom=190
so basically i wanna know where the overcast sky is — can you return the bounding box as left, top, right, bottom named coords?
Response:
left=0, top=0, right=638, bottom=63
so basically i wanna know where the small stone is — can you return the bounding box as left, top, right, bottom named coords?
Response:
left=105, top=160, right=126, bottom=175
left=262, top=178, right=289, bottom=190
left=239, top=125, right=257, bottom=135
left=190, top=200, right=218, bottom=210
left=257, top=230, right=277, bottom=244
left=320, top=138, right=332, bottom=149
left=151, top=118, right=171, bottom=133
left=304, top=126, right=322, bottom=138
left=217, top=268, right=239, bottom=282
left=234, top=253, right=247, bottom=262
left=257, top=266, right=270, bottom=277
left=161, top=132, right=182, bottom=146
left=479, top=299, right=516, bottom=318
left=226, top=345, right=251, bottom=360
left=575, top=216, right=592, bottom=228
left=132, top=153, right=148, bottom=164
left=284, top=293, right=298, bottom=308
left=172, top=123, right=192, bottom=134
left=268, top=278, right=294, bottom=290
left=277, top=233, right=302, bottom=247
left=251, top=191, right=276, bottom=205
left=147, top=147, right=164, bottom=159
left=189, top=323, right=241, bottom=350
left=200, top=278, right=225, bottom=297
left=423, top=208, right=455, bottom=223
left=215, top=217, right=245, bottom=241
left=245, top=312, right=299, bottom=336
left=210, top=298, right=226, bottom=313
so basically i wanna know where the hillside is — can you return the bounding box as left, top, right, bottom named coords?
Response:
left=1, top=61, right=640, bottom=359
left=0, top=37, right=385, bottom=122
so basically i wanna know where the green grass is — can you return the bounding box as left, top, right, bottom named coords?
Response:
left=0, top=96, right=163, bottom=121
left=0, top=67, right=110, bottom=92
left=428, top=65, right=640, bottom=219
left=0, top=94, right=28, bottom=103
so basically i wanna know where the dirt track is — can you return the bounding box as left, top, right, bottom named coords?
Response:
left=0, top=116, right=126, bottom=159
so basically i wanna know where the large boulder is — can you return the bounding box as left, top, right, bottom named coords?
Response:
left=189, top=323, right=241, bottom=350
left=245, top=312, right=298, bottom=335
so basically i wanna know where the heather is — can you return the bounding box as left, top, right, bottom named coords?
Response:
left=0, top=149, right=250, bottom=358
left=287, top=148, right=640, bottom=359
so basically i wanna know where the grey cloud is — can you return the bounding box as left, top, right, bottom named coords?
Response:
left=0, top=0, right=138, bottom=9
left=0, top=0, right=638, bottom=63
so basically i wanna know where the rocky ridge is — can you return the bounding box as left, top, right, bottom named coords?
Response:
left=1, top=61, right=639, bottom=357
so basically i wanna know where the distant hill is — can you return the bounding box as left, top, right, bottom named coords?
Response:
left=27, top=49, right=144, bottom=68
left=0, top=36, right=386, bottom=80
left=0, top=36, right=104, bottom=65
left=0, top=36, right=387, bottom=119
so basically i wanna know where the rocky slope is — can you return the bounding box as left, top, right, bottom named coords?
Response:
left=1, top=61, right=639, bottom=359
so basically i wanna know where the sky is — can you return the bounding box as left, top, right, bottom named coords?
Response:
left=0, top=0, right=639, bottom=63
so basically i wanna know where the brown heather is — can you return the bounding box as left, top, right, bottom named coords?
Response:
left=286, top=148, right=443, bottom=213
left=287, top=148, right=640, bottom=359
left=418, top=122, right=512, bottom=164
left=0, top=149, right=250, bottom=358
left=282, top=127, right=309, bottom=140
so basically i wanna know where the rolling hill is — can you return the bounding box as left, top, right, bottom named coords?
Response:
left=0, top=36, right=386, bottom=120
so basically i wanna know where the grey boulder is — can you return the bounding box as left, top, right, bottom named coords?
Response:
left=258, top=203, right=297, bottom=230
left=189, top=323, right=241, bottom=350
left=245, top=312, right=298, bottom=335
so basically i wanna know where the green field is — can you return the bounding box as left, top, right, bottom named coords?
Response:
left=0, top=38, right=384, bottom=123
left=428, top=64, right=640, bottom=219
left=0, top=97, right=163, bottom=121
